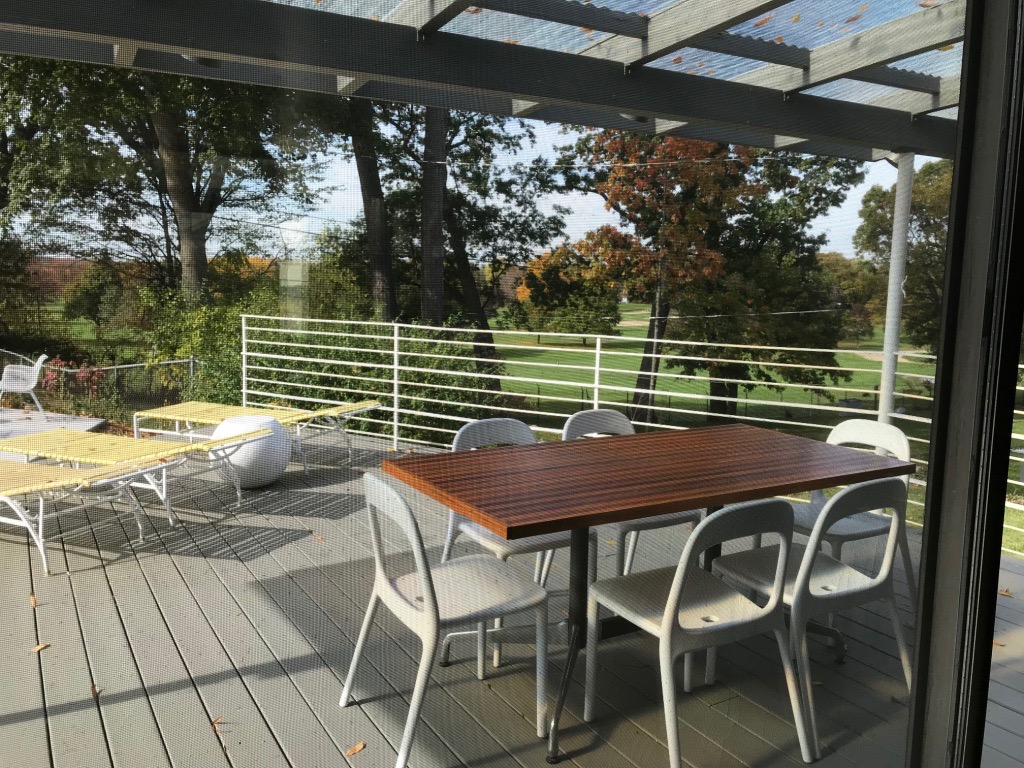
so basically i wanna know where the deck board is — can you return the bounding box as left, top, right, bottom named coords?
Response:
left=1, top=431, right=1022, bottom=768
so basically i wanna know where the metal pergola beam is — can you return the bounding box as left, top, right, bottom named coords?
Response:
left=386, top=1, right=475, bottom=36
left=734, top=0, right=965, bottom=93
left=582, top=0, right=791, bottom=69
left=0, top=0, right=957, bottom=158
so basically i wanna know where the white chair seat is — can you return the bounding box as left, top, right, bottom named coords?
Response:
left=794, top=499, right=892, bottom=541
left=457, top=518, right=594, bottom=560
left=589, top=565, right=769, bottom=637
left=394, top=553, right=547, bottom=626
left=713, top=543, right=875, bottom=608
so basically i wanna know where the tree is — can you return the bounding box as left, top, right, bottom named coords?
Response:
left=376, top=105, right=565, bottom=333
left=853, top=159, right=952, bottom=351
left=345, top=99, right=398, bottom=320
left=512, top=227, right=625, bottom=339
left=817, top=251, right=886, bottom=343
left=0, top=236, right=33, bottom=334
left=560, top=132, right=750, bottom=420
left=63, top=258, right=123, bottom=333
left=1, top=56, right=348, bottom=305
left=666, top=151, right=865, bottom=416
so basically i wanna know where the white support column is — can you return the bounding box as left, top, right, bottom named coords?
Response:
left=592, top=337, right=602, bottom=410
left=878, top=152, right=915, bottom=423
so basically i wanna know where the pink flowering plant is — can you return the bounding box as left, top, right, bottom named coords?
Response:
left=38, top=355, right=123, bottom=419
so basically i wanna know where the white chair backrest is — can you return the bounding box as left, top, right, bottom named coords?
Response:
left=562, top=409, right=635, bottom=441
left=664, top=498, right=793, bottom=635
left=826, top=419, right=910, bottom=462
left=2, top=354, right=48, bottom=392
left=794, top=477, right=908, bottom=610
left=363, top=473, right=438, bottom=627
left=453, top=418, right=537, bottom=452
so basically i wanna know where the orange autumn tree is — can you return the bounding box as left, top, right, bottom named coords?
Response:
left=560, top=132, right=751, bottom=420
left=513, top=226, right=637, bottom=339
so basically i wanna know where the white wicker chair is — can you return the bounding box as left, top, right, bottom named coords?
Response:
left=439, top=417, right=596, bottom=668
left=713, top=478, right=913, bottom=761
left=584, top=498, right=814, bottom=767
left=562, top=409, right=703, bottom=575
left=0, top=354, right=48, bottom=415
left=341, top=474, right=549, bottom=768
left=792, top=419, right=917, bottom=597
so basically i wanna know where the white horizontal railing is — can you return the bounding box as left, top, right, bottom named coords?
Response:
left=239, top=314, right=1024, bottom=556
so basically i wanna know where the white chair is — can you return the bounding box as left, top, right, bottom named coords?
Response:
left=583, top=498, right=814, bottom=767
left=792, top=419, right=917, bottom=597
left=562, top=409, right=703, bottom=575
left=341, top=474, right=549, bottom=768
left=0, top=354, right=48, bottom=415
left=439, top=417, right=596, bottom=668
left=713, top=478, right=913, bottom=760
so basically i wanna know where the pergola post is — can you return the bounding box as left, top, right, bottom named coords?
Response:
left=878, top=151, right=915, bottom=423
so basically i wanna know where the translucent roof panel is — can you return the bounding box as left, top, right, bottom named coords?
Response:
left=0, top=0, right=963, bottom=158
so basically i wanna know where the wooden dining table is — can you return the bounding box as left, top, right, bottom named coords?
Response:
left=382, top=422, right=916, bottom=763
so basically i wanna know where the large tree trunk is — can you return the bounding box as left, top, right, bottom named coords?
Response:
left=628, top=297, right=670, bottom=424
left=420, top=106, right=448, bottom=325
left=350, top=100, right=397, bottom=321
left=151, top=109, right=209, bottom=306
left=708, top=376, right=739, bottom=419
left=444, top=205, right=502, bottom=391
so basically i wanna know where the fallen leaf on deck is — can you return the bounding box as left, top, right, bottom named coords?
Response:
left=211, top=716, right=223, bottom=725
left=313, top=534, right=325, bottom=543
left=753, top=15, right=772, bottom=28
left=30, top=593, right=37, bottom=608
left=790, top=13, right=801, bottom=22
left=91, top=684, right=100, bottom=701
left=32, top=643, right=50, bottom=653
left=998, top=588, right=1014, bottom=597
left=346, top=742, right=366, bottom=756
left=994, top=640, right=1006, bottom=647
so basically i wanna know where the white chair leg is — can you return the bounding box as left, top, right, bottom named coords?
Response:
left=340, top=593, right=379, bottom=706
left=622, top=530, right=639, bottom=575
left=492, top=615, right=504, bottom=669
left=704, top=647, right=717, bottom=687
left=583, top=595, right=600, bottom=722
left=536, top=601, right=549, bottom=738
left=539, top=549, right=555, bottom=586
left=682, top=652, right=695, bottom=693
left=533, top=551, right=544, bottom=582
left=476, top=622, right=486, bottom=681
left=440, top=512, right=457, bottom=563
left=29, top=390, right=45, bottom=416
left=395, top=633, right=439, bottom=768
left=660, top=647, right=682, bottom=768
left=794, top=629, right=821, bottom=761
left=774, top=628, right=815, bottom=763
left=886, top=596, right=914, bottom=691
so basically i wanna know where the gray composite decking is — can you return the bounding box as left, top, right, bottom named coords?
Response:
left=1, top=429, right=1021, bottom=768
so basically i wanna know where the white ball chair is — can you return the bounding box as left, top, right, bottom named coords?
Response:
left=211, top=415, right=291, bottom=489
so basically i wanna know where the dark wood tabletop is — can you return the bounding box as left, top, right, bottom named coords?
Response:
left=382, top=423, right=916, bottom=540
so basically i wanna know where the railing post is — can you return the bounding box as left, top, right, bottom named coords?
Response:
left=593, top=336, right=602, bottom=410
left=392, top=323, right=400, bottom=451
left=241, top=315, right=249, bottom=406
